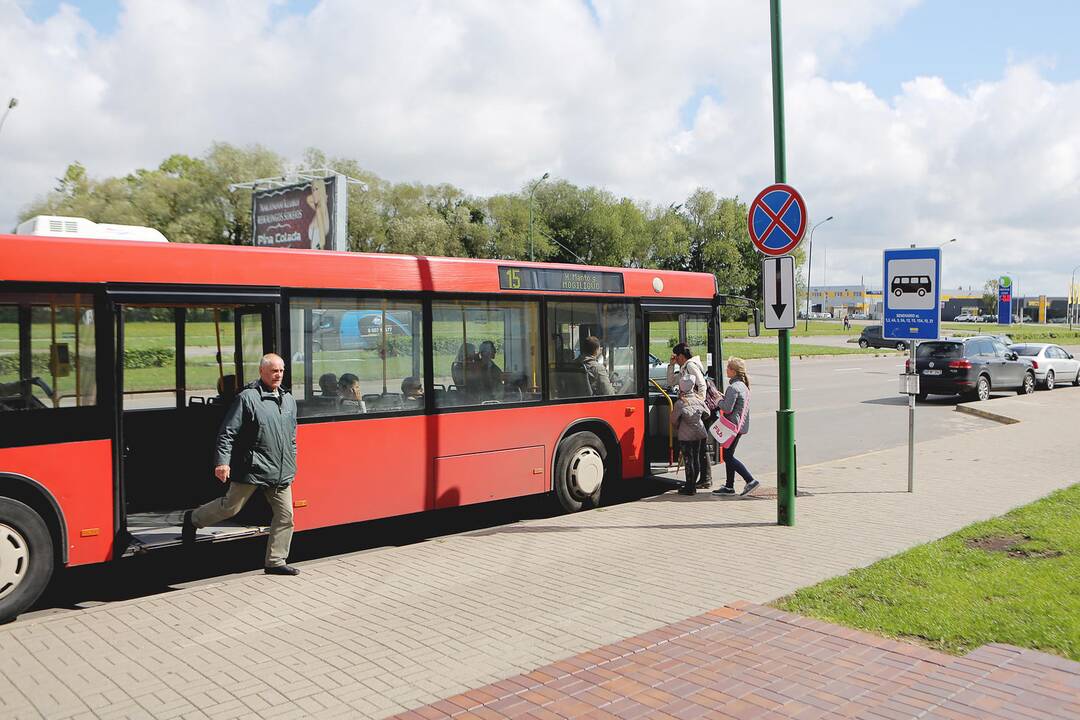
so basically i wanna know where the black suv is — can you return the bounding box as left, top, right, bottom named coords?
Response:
left=913, top=336, right=1035, bottom=401
left=858, top=325, right=907, bottom=351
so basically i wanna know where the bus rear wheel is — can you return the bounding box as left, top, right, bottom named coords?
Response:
left=0, top=497, right=53, bottom=624
left=554, top=431, right=606, bottom=513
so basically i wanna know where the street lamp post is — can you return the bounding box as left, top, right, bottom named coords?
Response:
left=527, top=172, right=549, bottom=262
left=939, top=237, right=957, bottom=248
left=803, top=216, right=834, bottom=330
left=0, top=97, right=18, bottom=138
left=1070, top=264, right=1080, bottom=329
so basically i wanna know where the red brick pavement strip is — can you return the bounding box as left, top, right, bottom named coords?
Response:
left=389, top=602, right=1080, bottom=720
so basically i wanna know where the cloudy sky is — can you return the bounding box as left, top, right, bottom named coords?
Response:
left=3, top=0, right=1080, bottom=296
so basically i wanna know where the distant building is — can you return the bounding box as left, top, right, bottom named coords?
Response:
left=806, top=285, right=880, bottom=318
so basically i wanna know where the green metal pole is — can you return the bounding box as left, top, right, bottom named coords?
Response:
left=771, top=0, right=795, bottom=526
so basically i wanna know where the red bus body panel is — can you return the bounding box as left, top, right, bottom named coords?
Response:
left=291, top=399, right=644, bottom=531
left=0, top=235, right=716, bottom=299
left=0, top=440, right=115, bottom=565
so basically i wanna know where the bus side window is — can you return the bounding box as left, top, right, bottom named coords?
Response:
left=431, top=300, right=540, bottom=408
left=547, top=301, right=637, bottom=399
left=289, top=296, right=425, bottom=418
left=0, top=295, right=97, bottom=412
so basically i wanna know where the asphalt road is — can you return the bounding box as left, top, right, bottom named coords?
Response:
left=18, top=354, right=1000, bottom=622
left=737, top=353, right=992, bottom=476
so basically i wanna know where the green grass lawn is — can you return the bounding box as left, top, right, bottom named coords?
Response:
left=775, top=484, right=1080, bottom=660
left=723, top=320, right=857, bottom=339
left=940, top=322, right=1080, bottom=344
left=722, top=341, right=897, bottom=360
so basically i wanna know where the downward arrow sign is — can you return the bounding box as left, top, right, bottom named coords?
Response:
left=771, top=259, right=786, bottom=319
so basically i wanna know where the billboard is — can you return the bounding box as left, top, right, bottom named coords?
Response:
left=997, top=276, right=1012, bottom=325
left=252, top=176, right=346, bottom=250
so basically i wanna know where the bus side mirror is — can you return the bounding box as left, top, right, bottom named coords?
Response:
left=747, top=310, right=761, bottom=338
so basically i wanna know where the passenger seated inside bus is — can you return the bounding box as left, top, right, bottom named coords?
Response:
left=476, top=341, right=504, bottom=400
left=319, top=373, right=338, bottom=397
left=213, top=374, right=239, bottom=405
left=401, top=376, right=424, bottom=408
left=337, top=373, right=366, bottom=413
left=575, top=335, right=615, bottom=396
left=451, top=343, right=477, bottom=388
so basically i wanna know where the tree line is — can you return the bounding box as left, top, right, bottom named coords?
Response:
left=19, top=143, right=794, bottom=300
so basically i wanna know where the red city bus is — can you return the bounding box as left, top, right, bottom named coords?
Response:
left=0, top=234, right=734, bottom=621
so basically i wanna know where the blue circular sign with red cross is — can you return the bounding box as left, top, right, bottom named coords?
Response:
left=747, top=183, right=808, bottom=256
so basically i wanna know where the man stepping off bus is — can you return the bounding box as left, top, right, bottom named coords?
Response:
left=182, top=353, right=300, bottom=576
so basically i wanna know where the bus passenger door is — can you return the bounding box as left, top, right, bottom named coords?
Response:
left=111, top=294, right=279, bottom=549
left=642, top=305, right=717, bottom=476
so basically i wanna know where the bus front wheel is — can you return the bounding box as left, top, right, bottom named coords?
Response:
left=554, top=431, right=606, bottom=513
left=0, top=497, right=54, bottom=624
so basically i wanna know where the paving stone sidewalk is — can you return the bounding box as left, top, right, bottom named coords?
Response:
left=1, top=390, right=1077, bottom=719
left=394, top=602, right=1080, bottom=720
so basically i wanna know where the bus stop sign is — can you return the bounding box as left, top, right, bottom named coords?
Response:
left=748, top=183, right=808, bottom=256
left=883, top=247, right=941, bottom=341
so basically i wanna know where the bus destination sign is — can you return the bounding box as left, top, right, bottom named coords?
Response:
left=498, top=266, right=624, bottom=294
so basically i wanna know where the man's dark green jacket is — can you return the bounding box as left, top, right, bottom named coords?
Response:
left=214, top=381, right=298, bottom=488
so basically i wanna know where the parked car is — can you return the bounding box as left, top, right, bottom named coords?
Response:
left=648, top=353, right=668, bottom=383
left=913, top=336, right=1035, bottom=401
left=1009, top=343, right=1080, bottom=389
left=953, top=313, right=976, bottom=322
left=858, top=325, right=908, bottom=351
left=850, top=313, right=869, bottom=321
left=990, top=334, right=1014, bottom=347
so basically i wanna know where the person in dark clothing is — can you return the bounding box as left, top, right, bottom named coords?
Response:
left=182, top=353, right=301, bottom=575
left=476, top=340, right=504, bottom=399
left=576, top=335, right=614, bottom=396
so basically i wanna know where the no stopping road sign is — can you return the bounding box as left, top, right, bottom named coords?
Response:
left=748, top=183, right=808, bottom=256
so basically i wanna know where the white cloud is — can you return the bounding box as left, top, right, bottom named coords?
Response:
left=2, top=0, right=1079, bottom=296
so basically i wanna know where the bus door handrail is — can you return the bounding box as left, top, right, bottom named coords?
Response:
left=649, top=378, right=675, bottom=466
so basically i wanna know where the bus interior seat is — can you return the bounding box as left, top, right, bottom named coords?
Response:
left=555, top=364, right=592, bottom=397
left=212, top=374, right=238, bottom=405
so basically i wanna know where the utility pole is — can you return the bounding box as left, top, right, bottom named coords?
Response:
left=804, top=216, right=834, bottom=330
left=527, top=172, right=549, bottom=262
left=770, top=0, right=795, bottom=526
left=1070, top=265, right=1080, bottom=330
left=0, top=98, right=18, bottom=139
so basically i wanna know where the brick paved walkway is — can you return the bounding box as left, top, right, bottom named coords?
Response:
left=394, top=602, right=1080, bottom=720
left=0, top=391, right=1077, bottom=719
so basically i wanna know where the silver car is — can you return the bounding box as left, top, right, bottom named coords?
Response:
left=1009, top=343, right=1080, bottom=389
